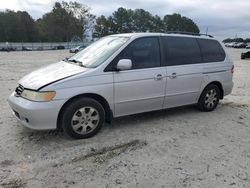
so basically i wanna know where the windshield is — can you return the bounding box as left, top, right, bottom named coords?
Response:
left=68, top=36, right=129, bottom=68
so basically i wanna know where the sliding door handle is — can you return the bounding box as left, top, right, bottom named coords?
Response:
left=169, top=73, right=177, bottom=79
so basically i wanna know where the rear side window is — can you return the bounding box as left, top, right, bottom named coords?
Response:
left=119, top=37, right=160, bottom=69
left=198, top=39, right=225, bottom=62
left=162, top=36, right=202, bottom=66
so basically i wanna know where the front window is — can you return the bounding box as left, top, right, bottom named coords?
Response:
left=118, top=37, right=160, bottom=69
left=68, top=36, right=129, bottom=68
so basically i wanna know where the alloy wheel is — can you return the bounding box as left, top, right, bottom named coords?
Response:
left=71, top=106, right=100, bottom=135
left=205, top=89, right=218, bottom=109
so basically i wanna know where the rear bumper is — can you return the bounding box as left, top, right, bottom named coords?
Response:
left=7, top=92, right=66, bottom=130
left=223, top=81, right=234, bottom=96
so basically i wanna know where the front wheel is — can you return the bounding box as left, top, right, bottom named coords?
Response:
left=61, top=98, right=105, bottom=139
left=198, top=84, right=220, bottom=112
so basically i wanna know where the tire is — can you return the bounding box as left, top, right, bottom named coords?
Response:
left=241, top=55, right=245, bottom=59
left=198, top=84, right=220, bottom=112
left=61, top=98, right=105, bottom=139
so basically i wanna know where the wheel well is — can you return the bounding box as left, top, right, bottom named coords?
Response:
left=57, top=93, right=112, bottom=130
left=206, top=81, right=224, bottom=99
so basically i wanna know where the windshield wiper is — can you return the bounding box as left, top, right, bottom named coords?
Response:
left=68, top=59, right=81, bottom=63
left=67, top=59, right=86, bottom=67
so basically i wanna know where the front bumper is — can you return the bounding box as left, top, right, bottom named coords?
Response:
left=8, top=92, right=66, bottom=130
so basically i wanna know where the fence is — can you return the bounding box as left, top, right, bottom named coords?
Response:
left=0, top=42, right=91, bottom=51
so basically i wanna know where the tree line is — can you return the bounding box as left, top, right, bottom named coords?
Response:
left=0, top=1, right=200, bottom=42
left=94, top=8, right=199, bottom=37
left=223, top=38, right=250, bottom=43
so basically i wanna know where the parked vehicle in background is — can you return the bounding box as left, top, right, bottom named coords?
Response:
left=0, top=47, right=16, bottom=51
left=241, top=50, right=250, bottom=59
left=246, top=44, right=250, bottom=49
left=57, top=45, right=65, bottom=50
left=36, top=47, right=44, bottom=51
left=22, top=47, right=32, bottom=51
left=69, top=45, right=86, bottom=53
left=225, top=42, right=235, bottom=47
left=233, top=42, right=247, bottom=48
left=52, top=45, right=65, bottom=50
left=8, top=33, right=234, bottom=139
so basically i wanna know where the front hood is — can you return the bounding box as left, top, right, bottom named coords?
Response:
left=19, top=61, right=88, bottom=90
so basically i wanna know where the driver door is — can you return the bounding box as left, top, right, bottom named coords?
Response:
left=113, top=37, right=166, bottom=117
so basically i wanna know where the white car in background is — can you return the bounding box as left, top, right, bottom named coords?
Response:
left=69, top=45, right=86, bottom=53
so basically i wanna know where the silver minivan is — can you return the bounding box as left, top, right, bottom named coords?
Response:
left=8, top=33, right=234, bottom=139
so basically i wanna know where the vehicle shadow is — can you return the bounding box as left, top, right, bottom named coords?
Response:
left=17, top=102, right=238, bottom=145
left=108, top=105, right=198, bottom=129
left=17, top=105, right=197, bottom=141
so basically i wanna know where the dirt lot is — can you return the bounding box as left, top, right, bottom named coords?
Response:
left=0, top=48, right=250, bottom=188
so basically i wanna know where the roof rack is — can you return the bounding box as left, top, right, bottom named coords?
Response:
left=165, top=31, right=213, bottom=38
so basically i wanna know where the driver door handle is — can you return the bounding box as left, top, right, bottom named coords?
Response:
left=154, top=74, right=163, bottom=81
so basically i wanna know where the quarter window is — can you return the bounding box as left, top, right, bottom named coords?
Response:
left=119, top=37, right=160, bottom=69
left=198, top=39, right=225, bottom=62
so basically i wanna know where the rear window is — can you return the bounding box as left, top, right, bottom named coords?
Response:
left=162, top=36, right=202, bottom=66
left=198, top=39, right=225, bottom=62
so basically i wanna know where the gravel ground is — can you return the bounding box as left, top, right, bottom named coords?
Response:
left=0, top=48, right=250, bottom=188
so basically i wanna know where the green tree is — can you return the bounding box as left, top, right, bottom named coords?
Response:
left=223, top=38, right=249, bottom=43
left=0, top=10, right=37, bottom=42
left=111, top=7, right=134, bottom=33
left=62, top=1, right=95, bottom=40
left=0, top=10, right=20, bottom=42
left=94, top=15, right=113, bottom=37
left=222, top=38, right=233, bottom=43
left=94, top=8, right=200, bottom=37
left=38, top=2, right=82, bottom=42
left=17, top=11, right=38, bottom=41
left=131, top=9, right=154, bottom=32
left=163, top=13, right=200, bottom=33
left=234, top=38, right=244, bottom=42
left=151, top=15, right=166, bottom=32
left=245, top=38, right=250, bottom=43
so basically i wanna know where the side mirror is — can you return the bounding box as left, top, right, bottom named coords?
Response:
left=116, top=59, right=132, bottom=71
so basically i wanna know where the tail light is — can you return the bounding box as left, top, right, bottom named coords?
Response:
left=231, top=65, right=234, bottom=74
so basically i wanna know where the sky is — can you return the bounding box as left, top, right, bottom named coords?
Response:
left=1, top=0, right=250, bottom=40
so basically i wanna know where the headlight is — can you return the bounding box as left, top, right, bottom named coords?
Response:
left=21, top=90, right=56, bottom=102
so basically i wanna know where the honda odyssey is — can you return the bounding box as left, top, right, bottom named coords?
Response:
left=8, top=33, right=234, bottom=139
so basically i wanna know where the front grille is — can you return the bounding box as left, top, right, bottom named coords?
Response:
left=15, top=85, right=24, bottom=96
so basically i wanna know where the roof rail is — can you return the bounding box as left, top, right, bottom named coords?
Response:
left=165, top=31, right=213, bottom=38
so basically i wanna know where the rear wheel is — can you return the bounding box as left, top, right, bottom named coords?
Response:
left=61, top=98, right=105, bottom=139
left=198, top=84, right=220, bottom=112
